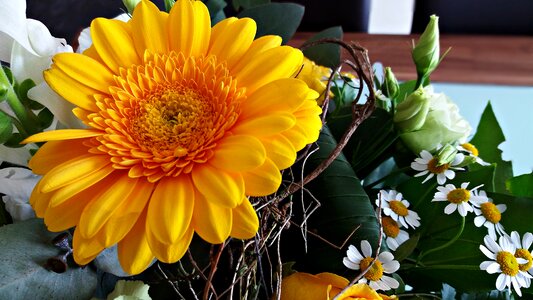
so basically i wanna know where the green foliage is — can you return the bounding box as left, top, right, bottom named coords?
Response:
left=232, top=0, right=270, bottom=11
left=0, top=219, right=97, bottom=299
left=285, top=126, right=379, bottom=275
left=0, top=110, right=13, bottom=144
left=204, top=0, right=227, bottom=24
left=470, top=102, right=513, bottom=193
left=237, top=3, right=304, bottom=44
left=506, top=173, right=533, bottom=198
left=302, top=26, right=343, bottom=69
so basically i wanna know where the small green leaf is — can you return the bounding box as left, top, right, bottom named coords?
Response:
left=37, top=108, right=54, bottom=129
left=2, top=66, right=15, bottom=85
left=470, top=102, right=513, bottom=193
left=4, top=133, right=26, bottom=148
left=302, top=26, right=343, bottom=69
left=506, top=173, right=533, bottom=198
left=204, top=0, right=227, bottom=24
left=0, top=219, right=97, bottom=299
left=0, top=110, right=14, bottom=144
left=237, top=3, right=304, bottom=44
left=232, top=0, right=270, bottom=11
left=394, top=233, right=419, bottom=262
left=15, top=79, right=36, bottom=107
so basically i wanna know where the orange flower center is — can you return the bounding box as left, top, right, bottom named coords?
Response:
left=389, top=200, right=409, bottom=217
left=446, top=188, right=470, bottom=204
left=427, top=158, right=449, bottom=174
left=515, top=248, right=533, bottom=272
left=382, top=216, right=400, bottom=238
left=480, top=202, right=501, bottom=223
left=87, top=52, right=246, bottom=182
left=359, top=257, right=384, bottom=281
left=497, top=251, right=519, bottom=276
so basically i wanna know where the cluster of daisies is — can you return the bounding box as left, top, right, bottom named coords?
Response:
left=341, top=143, right=532, bottom=296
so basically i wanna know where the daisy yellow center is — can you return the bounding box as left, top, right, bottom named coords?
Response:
left=359, top=257, right=384, bottom=281
left=480, top=202, right=501, bottom=223
left=91, top=52, right=245, bottom=180
left=515, top=249, right=533, bottom=272
left=461, top=143, right=479, bottom=156
left=427, top=158, right=449, bottom=174
left=382, top=216, right=400, bottom=238
left=446, top=188, right=471, bottom=204
left=389, top=200, right=409, bottom=217
left=496, top=251, right=520, bottom=276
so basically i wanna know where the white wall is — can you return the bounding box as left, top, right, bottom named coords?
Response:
left=368, top=0, right=415, bottom=34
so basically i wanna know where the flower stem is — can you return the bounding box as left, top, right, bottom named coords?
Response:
left=417, top=216, right=465, bottom=265
left=0, top=67, right=39, bottom=136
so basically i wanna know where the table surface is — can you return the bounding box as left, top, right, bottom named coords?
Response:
left=290, top=33, right=533, bottom=86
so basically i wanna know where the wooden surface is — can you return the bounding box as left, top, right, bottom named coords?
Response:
left=290, top=33, right=533, bottom=86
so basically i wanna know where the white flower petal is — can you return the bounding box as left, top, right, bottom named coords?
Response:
left=420, top=150, right=433, bottom=160
left=495, top=273, right=507, bottom=291
left=378, top=251, right=394, bottom=263
left=27, top=83, right=83, bottom=128
left=474, top=216, right=486, bottom=227
left=386, top=237, right=398, bottom=251
left=458, top=203, right=467, bottom=217
left=343, top=257, right=360, bottom=270
left=421, top=173, right=434, bottom=183
left=511, top=276, right=523, bottom=297
left=444, top=203, right=457, bottom=215
left=496, top=204, right=507, bottom=214
left=381, top=275, right=400, bottom=289
left=485, top=235, right=501, bottom=253
left=361, top=240, right=372, bottom=257
left=485, top=262, right=501, bottom=274
left=436, top=174, right=447, bottom=185
left=382, top=260, right=400, bottom=273
left=523, top=232, right=533, bottom=250
left=479, top=246, right=496, bottom=260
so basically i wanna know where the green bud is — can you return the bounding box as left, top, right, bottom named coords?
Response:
left=393, top=86, right=430, bottom=132
left=122, top=0, right=141, bottom=14
left=381, top=67, right=399, bottom=99
left=412, top=15, right=440, bottom=81
left=436, top=144, right=457, bottom=165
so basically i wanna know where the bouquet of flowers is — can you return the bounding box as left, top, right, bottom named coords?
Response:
left=0, top=0, right=532, bottom=299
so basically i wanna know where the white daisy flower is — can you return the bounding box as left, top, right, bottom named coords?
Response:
left=411, top=150, right=464, bottom=185
left=377, top=190, right=420, bottom=229
left=471, top=192, right=507, bottom=240
left=479, top=235, right=532, bottom=296
left=432, top=182, right=485, bottom=217
left=509, top=231, right=533, bottom=280
left=343, top=240, right=400, bottom=291
left=457, top=143, right=491, bottom=166
left=382, top=216, right=410, bottom=251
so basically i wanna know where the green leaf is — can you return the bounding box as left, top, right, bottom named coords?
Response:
left=394, top=233, right=419, bottom=262
left=232, top=0, right=270, bottom=11
left=302, top=26, right=343, bottom=69
left=469, top=102, right=513, bottom=193
left=283, top=126, right=379, bottom=275
left=14, top=79, right=36, bottom=106
left=237, top=3, right=304, bottom=44
left=0, top=219, right=97, bottom=299
left=4, top=133, right=26, bottom=148
left=37, top=108, right=54, bottom=129
left=506, top=173, right=533, bottom=198
left=0, top=110, right=13, bottom=144
left=204, top=0, right=227, bottom=24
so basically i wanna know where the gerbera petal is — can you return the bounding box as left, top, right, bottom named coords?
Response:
left=90, top=18, right=140, bottom=72
left=146, top=225, right=194, bottom=263
left=210, top=135, right=266, bottom=172
left=192, top=193, right=232, bottom=244
left=130, top=0, right=168, bottom=55
left=38, top=154, right=110, bottom=193
left=232, top=35, right=282, bottom=73
left=72, top=228, right=105, bottom=264
left=43, top=67, right=101, bottom=112
left=48, top=165, right=115, bottom=207
left=29, top=180, right=52, bottom=218
left=44, top=189, right=89, bottom=231
left=28, top=140, right=90, bottom=174
left=260, top=134, right=297, bottom=170
left=235, top=46, right=303, bottom=94
left=241, top=158, right=282, bottom=196
left=51, top=53, right=115, bottom=92
left=23, top=129, right=101, bottom=144
left=209, top=17, right=256, bottom=69
left=230, top=197, right=259, bottom=239
left=239, top=78, right=309, bottom=119
left=192, top=164, right=244, bottom=208
left=118, top=211, right=155, bottom=275
left=232, top=112, right=296, bottom=137
left=78, top=174, right=140, bottom=238
left=147, top=176, right=194, bottom=244
left=167, top=0, right=210, bottom=56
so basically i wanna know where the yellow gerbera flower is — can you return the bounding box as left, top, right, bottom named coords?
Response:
left=23, top=0, right=322, bottom=275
